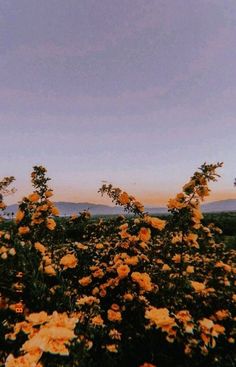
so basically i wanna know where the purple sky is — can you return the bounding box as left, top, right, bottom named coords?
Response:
left=1, top=1, right=236, bottom=206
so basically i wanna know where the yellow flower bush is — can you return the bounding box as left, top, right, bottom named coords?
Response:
left=0, top=162, right=235, bottom=367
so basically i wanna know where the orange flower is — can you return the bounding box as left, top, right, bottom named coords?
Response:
left=107, top=309, right=122, bottom=322
left=139, top=364, right=156, bottom=367
left=44, top=265, right=56, bottom=276
left=190, top=281, right=206, bottom=292
left=125, top=256, right=139, bottom=266
left=34, top=242, right=46, bottom=254
left=139, top=227, right=151, bottom=242
left=60, top=254, right=78, bottom=269
left=145, top=307, right=176, bottom=329
left=186, top=265, right=194, bottom=274
left=51, top=206, right=60, bottom=216
left=79, top=276, right=92, bottom=286
left=119, top=192, right=130, bottom=205
left=145, top=216, right=166, bottom=230
left=91, top=315, right=104, bottom=326
left=15, top=210, right=24, bottom=223
left=18, top=226, right=30, bottom=235
left=117, top=264, right=130, bottom=278
left=131, top=272, right=152, bottom=291
left=28, top=192, right=40, bottom=202
left=46, top=218, right=56, bottom=230
left=45, top=190, right=53, bottom=198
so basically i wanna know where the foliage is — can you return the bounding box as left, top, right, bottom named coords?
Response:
left=0, top=163, right=235, bottom=367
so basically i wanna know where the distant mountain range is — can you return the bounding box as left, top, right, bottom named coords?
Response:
left=3, top=199, right=236, bottom=216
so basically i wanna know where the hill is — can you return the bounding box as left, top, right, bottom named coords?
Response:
left=3, top=199, right=236, bottom=217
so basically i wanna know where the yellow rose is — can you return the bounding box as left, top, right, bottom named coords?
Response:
left=45, top=190, right=53, bottom=198
left=60, top=254, right=78, bottom=269
left=145, top=216, right=166, bottom=230
left=79, top=276, right=92, bottom=286
left=15, top=210, right=25, bottom=223
left=117, top=264, right=130, bottom=278
left=34, top=242, right=46, bottom=254
left=139, top=227, right=151, bottom=242
left=44, top=265, right=56, bottom=276
left=28, top=192, right=40, bottom=202
left=18, top=226, right=30, bottom=235
left=46, top=218, right=56, bottom=230
left=107, top=309, right=122, bottom=322
left=51, top=206, right=60, bottom=216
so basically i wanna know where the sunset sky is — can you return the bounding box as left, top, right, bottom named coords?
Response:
left=1, top=1, right=236, bottom=206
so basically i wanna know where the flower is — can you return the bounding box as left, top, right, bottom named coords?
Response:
left=139, top=227, right=151, bottom=242
left=79, top=276, right=92, bottom=286
left=186, top=266, right=194, bottom=273
left=91, top=315, right=104, bottom=326
left=51, top=206, right=60, bottom=216
left=60, top=254, right=78, bottom=269
left=145, top=307, right=176, bottom=329
left=117, top=264, right=130, bottom=278
left=34, top=242, right=46, bottom=254
left=131, top=272, right=152, bottom=291
left=145, top=216, right=166, bottom=230
left=28, top=192, right=40, bottom=202
left=18, top=226, right=30, bottom=235
left=190, top=281, right=206, bottom=292
left=119, top=192, right=130, bottom=205
left=15, top=210, right=24, bottom=223
left=46, top=218, right=56, bottom=230
left=107, top=309, right=122, bottom=322
left=44, top=265, right=56, bottom=276
left=45, top=190, right=53, bottom=198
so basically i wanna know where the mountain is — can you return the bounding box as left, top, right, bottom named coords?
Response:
left=201, top=199, right=236, bottom=213
left=2, top=199, right=236, bottom=217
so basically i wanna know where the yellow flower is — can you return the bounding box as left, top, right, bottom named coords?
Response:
left=125, top=256, right=139, bottom=266
left=145, top=307, right=176, bottom=329
left=131, top=272, right=152, bottom=291
left=139, top=227, right=151, bottom=242
left=44, top=265, right=56, bottom=276
left=107, top=309, right=122, bottom=322
left=172, top=254, right=181, bottom=263
left=26, top=311, right=48, bottom=325
left=190, top=281, right=205, bottom=292
left=162, top=264, right=171, bottom=271
left=18, top=226, right=30, bottom=235
left=145, top=216, right=166, bottom=230
left=28, top=192, right=40, bottom=202
left=91, top=315, right=104, bottom=326
left=45, top=190, right=53, bottom=198
left=186, top=266, right=194, bottom=273
left=79, top=276, right=92, bottom=286
left=15, top=210, right=25, bottom=223
left=123, top=293, right=134, bottom=301
left=215, top=309, right=230, bottom=320
left=51, top=206, right=60, bottom=216
left=46, top=218, right=56, bottom=230
left=117, top=264, right=130, bottom=278
left=60, top=254, right=78, bottom=269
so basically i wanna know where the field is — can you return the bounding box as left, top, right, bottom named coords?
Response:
left=0, top=163, right=235, bottom=367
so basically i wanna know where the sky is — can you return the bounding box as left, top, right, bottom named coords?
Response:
left=0, top=0, right=236, bottom=206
